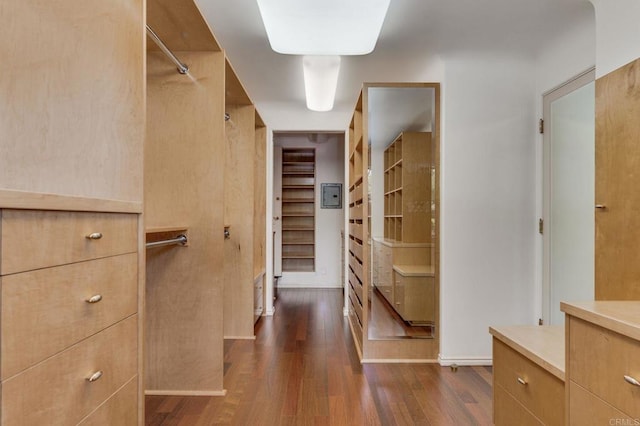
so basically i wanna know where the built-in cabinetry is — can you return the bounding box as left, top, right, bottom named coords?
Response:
left=348, top=94, right=366, bottom=349
left=281, top=148, right=316, bottom=272
left=490, top=326, right=565, bottom=426
left=1, top=0, right=144, bottom=421
left=562, top=301, right=640, bottom=424
left=0, top=209, right=140, bottom=425
left=383, top=132, right=432, bottom=243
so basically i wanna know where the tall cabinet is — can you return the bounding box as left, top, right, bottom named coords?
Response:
left=281, top=148, right=316, bottom=272
left=1, top=0, right=145, bottom=423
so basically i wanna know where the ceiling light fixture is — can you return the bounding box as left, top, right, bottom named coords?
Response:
left=256, top=0, right=391, bottom=55
left=303, top=56, right=341, bottom=112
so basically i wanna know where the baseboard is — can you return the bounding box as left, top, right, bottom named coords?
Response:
left=438, top=355, right=493, bottom=366
left=223, top=335, right=256, bottom=340
left=145, top=389, right=227, bottom=396
left=277, top=283, right=342, bottom=289
left=265, top=307, right=276, bottom=316
left=362, top=358, right=439, bottom=364
left=343, top=307, right=349, bottom=316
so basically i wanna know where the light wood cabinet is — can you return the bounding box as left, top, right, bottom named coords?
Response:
left=0, top=209, right=140, bottom=425
left=595, top=58, right=640, bottom=300
left=489, top=326, right=565, bottom=426
left=562, top=301, right=640, bottom=424
left=281, top=148, right=316, bottom=272
left=383, top=132, right=432, bottom=243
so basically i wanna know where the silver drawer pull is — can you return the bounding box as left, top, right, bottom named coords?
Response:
left=624, top=375, right=640, bottom=387
left=595, top=204, right=607, bottom=210
left=517, top=377, right=528, bottom=386
left=86, top=294, right=103, bottom=304
left=87, top=371, right=103, bottom=382
left=86, top=232, right=103, bottom=240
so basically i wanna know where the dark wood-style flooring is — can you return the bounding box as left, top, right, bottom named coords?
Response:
left=145, top=288, right=493, bottom=425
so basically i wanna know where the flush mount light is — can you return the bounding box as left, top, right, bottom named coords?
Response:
left=303, top=56, right=341, bottom=112
left=256, top=0, right=391, bottom=55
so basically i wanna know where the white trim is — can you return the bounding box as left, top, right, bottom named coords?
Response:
left=265, top=306, right=276, bottom=316
left=145, top=389, right=227, bottom=396
left=223, top=335, right=256, bottom=340
left=362, top=358, right=439, bottom=364
left=276, top=283, right=342, bottom=289
left=343, top=307, right=349, bottom=316
left=438, top=355, right=493, bottom=366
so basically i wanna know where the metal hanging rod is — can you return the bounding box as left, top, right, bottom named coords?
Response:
left=146, top=234, right=188, bottom=249
left=146, top=25, right=189, bottom=75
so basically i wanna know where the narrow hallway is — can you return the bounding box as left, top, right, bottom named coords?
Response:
left=146, top=289, right=493, bottom=425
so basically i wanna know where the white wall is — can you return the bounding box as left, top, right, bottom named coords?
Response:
left=590, top=0, right=640, bottom=78
left=438, top=51, right=538, bottom=364
left=275, top=133, right=345, bottom=288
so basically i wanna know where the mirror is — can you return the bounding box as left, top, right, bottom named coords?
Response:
left=366, top=85, right=437, bottom=340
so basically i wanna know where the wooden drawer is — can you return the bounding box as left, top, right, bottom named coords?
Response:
left=568, top=316, right=640, bottom=418
left=77, top=376, right=138, bottom=426
left=493, top=339, right=564, bottom=425
left=1, top=210, right=137, bottom=275
left=2, top=315, right=137, bottom=425
left=494, top=384, right=543, bottom=426
left=1, top=253, right=137, bottom=379
left=394, top=273, right=435, bottom=323
left=568, top=381, right=634, bottom=426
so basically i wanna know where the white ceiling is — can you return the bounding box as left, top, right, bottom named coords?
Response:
left=195, top=0, right=594, bottom=130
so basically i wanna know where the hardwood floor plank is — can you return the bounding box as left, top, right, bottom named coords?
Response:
left=146, top=288, right=493, bottom=425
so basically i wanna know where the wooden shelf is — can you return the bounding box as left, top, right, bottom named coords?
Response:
left=282, top=148, right=316, bottom=272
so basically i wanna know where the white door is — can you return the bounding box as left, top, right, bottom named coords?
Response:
left=542, top=69, right=595, bottom=325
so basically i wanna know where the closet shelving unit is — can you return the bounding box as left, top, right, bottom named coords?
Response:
left=347, top=94, right=366, bottom=349
left=383, top=132, right=430, bottom=243
left=281, top=148, right=315, bottom=272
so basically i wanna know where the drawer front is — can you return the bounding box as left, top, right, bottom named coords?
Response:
left=400, top=276, right=435, bottom=323
left=494, top=384, right=543, bottom=426
left=2, top=315, right=137, bottom=426
left=569, top=316, right=640, bottom=418
left=77, top=376, right=138, bottom=426
left=493, top=339, right=565, bottom=425
left=568, top=381, right=634, bottom=426
left=1, top=253, right=137, bottom=379
left=1, top=210, right=137, bottom=275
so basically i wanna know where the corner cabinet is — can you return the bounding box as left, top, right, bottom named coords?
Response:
left=281, top=148, right=316, bottom=272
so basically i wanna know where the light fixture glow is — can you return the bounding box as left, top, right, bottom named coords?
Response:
left=303, top=56, right=341, bottom=112
left=256, top=0, right=391, bottom=55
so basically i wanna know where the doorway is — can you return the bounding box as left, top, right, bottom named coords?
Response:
left=542, top=69, right=595, bottom=325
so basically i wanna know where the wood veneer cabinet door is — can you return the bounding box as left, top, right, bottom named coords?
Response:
left=595, top=58, right=640, bottom=300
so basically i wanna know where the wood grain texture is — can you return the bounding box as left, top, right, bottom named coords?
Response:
left=595, top=58, right=640, bottom=300
left=568, top=381, right=634, bottom=426
left=1, top=253, right=137, bottom=379
left=254, top=119, right=267, bottom=279
left=493, top=385, right=543, bottom=426
left=489, top=325, right=564, bottom=381
left=2, top=316, right=137, bottom=425
left=0, top=0, right=144, bottom=202
left=145, top=50, right=226, bottom=393
left=0, top=190, right=142, bottom=213
left=567, top=316, right=640, bottom=418
left=145, top=289, right=493, bottom=425
left=78, top=377, right=139, bottom=426
left=560, top=300, right=640, bottom=342
left=1, top=210, right=137, bottom=275
left=493, top=339, right=564, bottom=425
left=224, top=102, right=256, bottom=338
left=147, top=0, right=221, bottom=51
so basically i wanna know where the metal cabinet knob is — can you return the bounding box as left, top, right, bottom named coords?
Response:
left=86, top=232, right=103, bottom=240
left=86, top=294, right=103, bottom=304
left=595, top=204, right=607, bottom=210
left=624, top=375, right=640, bottom=387
left=87, top=371, right=103, bottom=383
left=517, top=377, right=528, bottom=386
